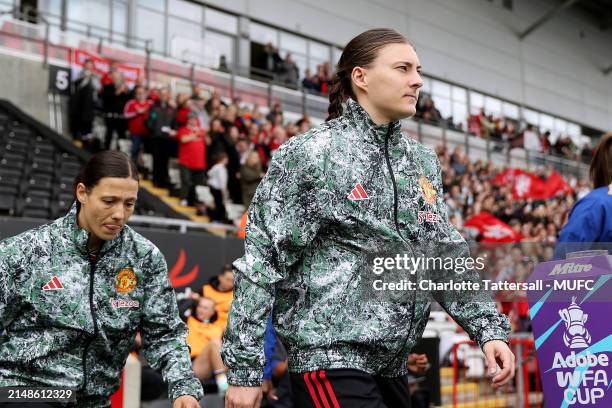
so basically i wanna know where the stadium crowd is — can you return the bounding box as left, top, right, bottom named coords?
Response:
left=70, top=59, right=314, bottom=223
left=69, top=60, right=591, bottom=252
left=415, top=94, right=594, bottom=162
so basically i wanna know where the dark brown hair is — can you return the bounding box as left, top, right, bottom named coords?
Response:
left=326, top=28, right=410, bottom=121
left=191, top=297, right=218, bottom=323
left=590, top=132, right=612, bottom=188
left=74, top=150, right=139, bottom=207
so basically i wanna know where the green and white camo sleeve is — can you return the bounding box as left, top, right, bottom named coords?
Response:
left=221, top=140, right=327, bottom=386
left=140, top=247, right=204, bottom=401
left=429, top=156, right=511, bottom=348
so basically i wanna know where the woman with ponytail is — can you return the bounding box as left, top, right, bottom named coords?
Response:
left=223, top=28, right=514, bottom=407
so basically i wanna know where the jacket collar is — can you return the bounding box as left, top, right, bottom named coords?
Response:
left=62, top=202, right=123, bottom=255
left=344, top=98, right=402, bottom=144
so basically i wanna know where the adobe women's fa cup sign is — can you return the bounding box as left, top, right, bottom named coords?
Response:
left=527, top=252, right=612, bottom=406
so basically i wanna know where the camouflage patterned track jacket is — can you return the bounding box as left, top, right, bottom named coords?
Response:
left=0, top=205, right=203, bottom=406
left=221, top=99, right=510, bottom=386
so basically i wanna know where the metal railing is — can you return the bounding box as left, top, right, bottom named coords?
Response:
left=128, top=214, right=238, bottom=235
left=450, top=333, right=542, bottom=408
left=0, top=3, right=151, bottom=67
left=403, top=119, right=589, bottom=180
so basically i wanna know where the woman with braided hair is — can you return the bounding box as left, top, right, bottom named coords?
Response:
left=222, top=28, right=515, bottom=408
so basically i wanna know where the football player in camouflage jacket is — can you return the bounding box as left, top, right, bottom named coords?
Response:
left=0, top=151, right=202, bottom=407
left=223, top=29, right=514, bottom=407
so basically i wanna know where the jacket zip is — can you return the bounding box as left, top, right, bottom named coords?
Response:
left=383, top=125, right=418, bottom=371
left=383, top=125, right=408, bottom=245
left=80, top=252, right=101, bottom=392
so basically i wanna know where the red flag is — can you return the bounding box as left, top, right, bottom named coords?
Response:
left=512, top=171, right=546, bottom=199
left=491, top=168, right=571, bottom=199
left=464, top=212, right=522, bottom=243
left=491, top=168, right=518, bottom=186
left=543, top=170, right=573, bottom=197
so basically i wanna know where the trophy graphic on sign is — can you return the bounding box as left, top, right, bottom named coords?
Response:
left=559, top=296, right=591, bottom=349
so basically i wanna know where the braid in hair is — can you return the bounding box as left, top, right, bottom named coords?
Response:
left=326, top=72, right=346, bottom=121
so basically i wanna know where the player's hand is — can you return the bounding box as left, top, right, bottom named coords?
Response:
left=172, top=395, right=200, bottom=407
left=483, top=340, right=516, bottom=389
left=225, top=385, right=262, bottom=408
left=407, top=353, right=428, bottom=374
left=262, top=379, right=278, bottom=401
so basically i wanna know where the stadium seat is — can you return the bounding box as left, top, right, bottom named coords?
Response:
left=51, top=199, right=72, bottom=218
left=0, top=195, right=15, bottom=215
left=22, top=208, right=50, bottom=219
left=1, top=151, right=27, bottom=169
left=0, top=184, right=18, bottom=196
left=28, top=189, right=52, bottom=199
left=24, top=196, right=50, bottom=211
left=0, top=167, right=21, bottom=179
left=32, top=160, right=55, bottom=174
left=4, top=140, right=29, bottom=155
left=27, top=175, right=53, bottom=192
left=0, top=156, right=25, bottom=171
left=58, top=192, right=74, bottom=203
left=8, top=126, right=34, bottom=139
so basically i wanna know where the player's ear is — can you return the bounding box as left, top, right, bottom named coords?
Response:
left=76, top=182, right=89, bottom=205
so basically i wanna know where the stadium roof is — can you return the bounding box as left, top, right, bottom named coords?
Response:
left=575, top=0, right=612, bottom=31
left=519, top=0, right=612, bottom=39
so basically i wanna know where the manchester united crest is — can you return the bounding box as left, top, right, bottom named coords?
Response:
left=115, top=268, right=137, bottom=294
left=419, top=176, right=437, bottom=205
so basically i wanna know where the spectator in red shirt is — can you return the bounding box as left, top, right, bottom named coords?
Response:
left=269, top=126, right=287, bottom=155
left=123, top=85, right=152, bottom=162
left=100, top=61, right=118, bottom=87
left=177, top=112, right=207, bottom=206
left=176, top=93, right=194, bottom=128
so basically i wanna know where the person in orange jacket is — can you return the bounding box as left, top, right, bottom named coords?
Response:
left=202, top=264, right=234, bottom=328
left=186, top=296, right=228, bottom=394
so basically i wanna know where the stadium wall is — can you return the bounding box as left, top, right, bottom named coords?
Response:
left=0, top=52, right=50, bottom=124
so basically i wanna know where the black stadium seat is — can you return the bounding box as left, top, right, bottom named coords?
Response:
left=0, top=195, right=15, bottom=215
left=0, top=167, right=21, bottom=178
left=0, top=157, right=25, bottom=171
left=2, top=151, right=27, bottom=168
left=58, top=192, right=74, bottom=203
left=32, top=161, right=55, bottom=174
left=27, top=176, right=53, bottom=192
left=0, top=184, right=18, bottom=196
left=28, top=189, right=52, bottom=199
left=24, top=196, right=50, bottom=211
left=1, top=102, right=184, bottom=221
left=4, top=140, right=29, bottom=154
left=22, top=208, right=50, bottom=219
left=0, top=174, right=20, bottom=187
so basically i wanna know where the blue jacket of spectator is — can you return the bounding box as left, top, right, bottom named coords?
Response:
left=555, top=185, right=612, bottom=259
